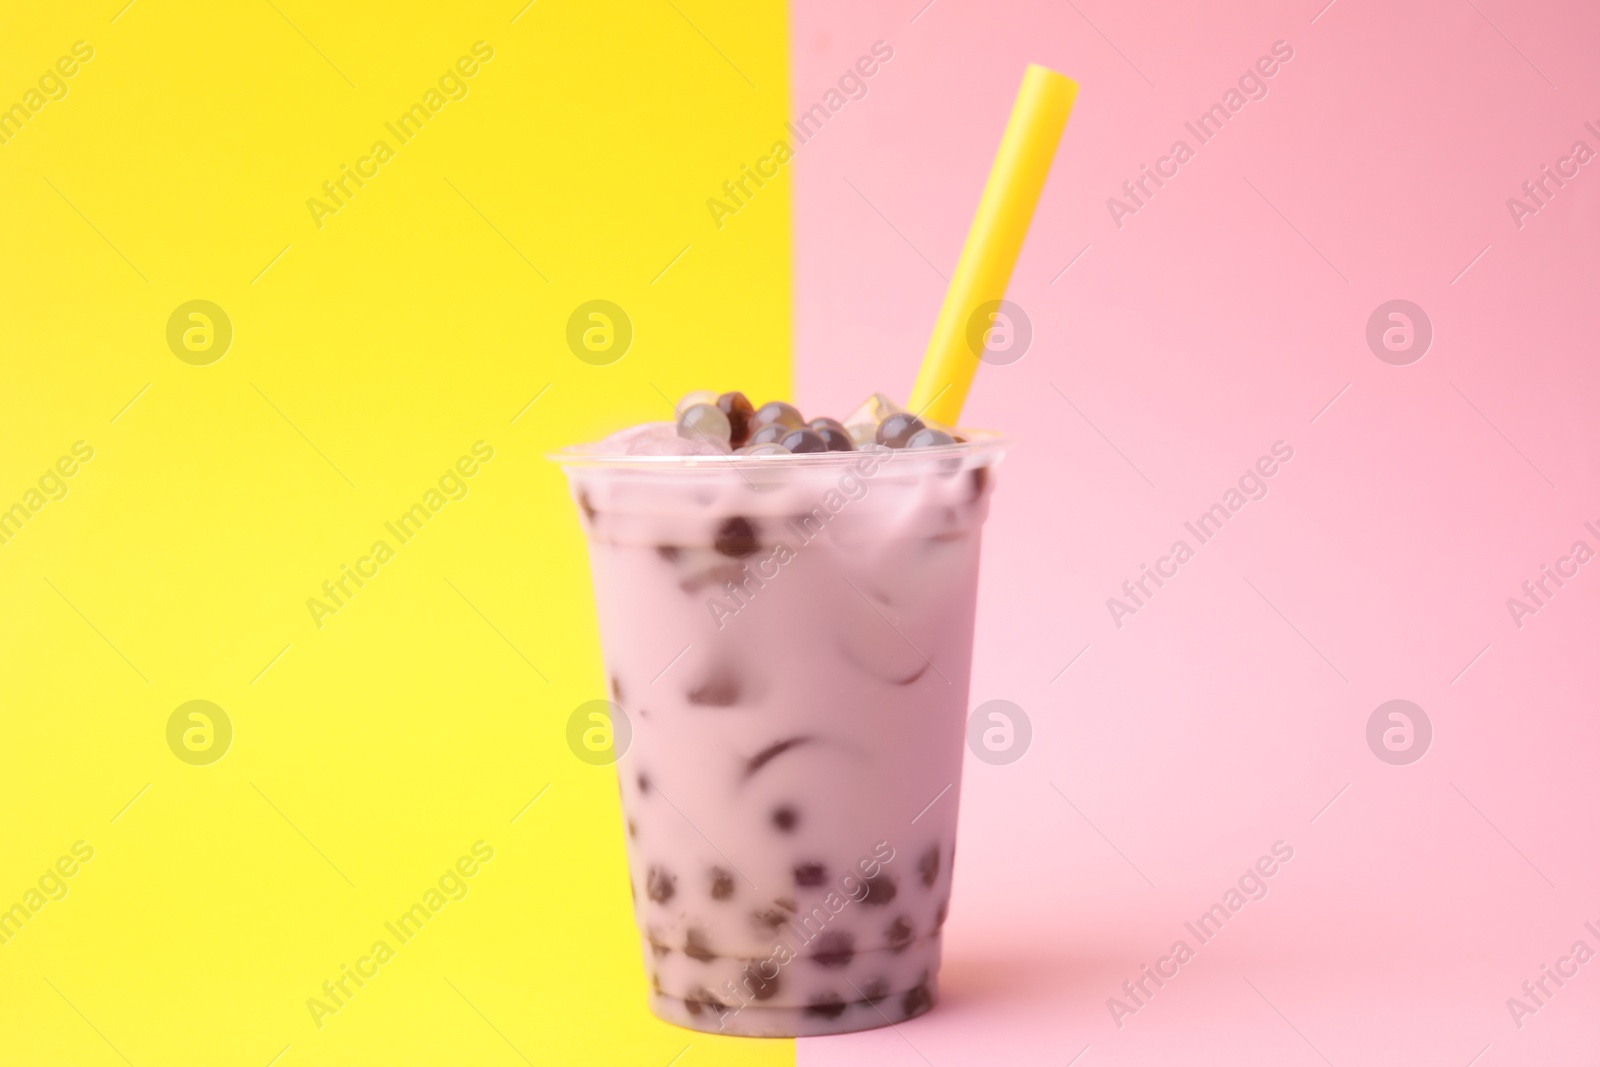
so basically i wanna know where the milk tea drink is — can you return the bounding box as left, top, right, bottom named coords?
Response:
left=558, top=433, right=1003, bottom=1036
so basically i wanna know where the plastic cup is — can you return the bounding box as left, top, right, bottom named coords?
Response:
left=553, top=435, right=1007, bottom=1036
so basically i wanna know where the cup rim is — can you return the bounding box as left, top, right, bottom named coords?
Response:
left=547, top=428, right=1012, bottom=471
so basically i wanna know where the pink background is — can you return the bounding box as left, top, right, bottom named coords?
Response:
left=789, top=0, right=1600, bottom=1064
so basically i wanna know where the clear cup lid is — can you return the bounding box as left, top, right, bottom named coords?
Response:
left=548, top=429, right=1011, bottom=472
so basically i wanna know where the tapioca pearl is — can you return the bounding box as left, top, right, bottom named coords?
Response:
left=905, top=427, right=955, bottom=449
left=678, top=402, right=732, bottom=446
left=717, top=391, right=755, bottom=448
left=637, top=771, right=651, bottom=795
left=751, top=896, right=795, bottom=930
left=793, top=862, right=826, bottom=887
left=861, top=873, right=897, bottom=906
left=752, top=907, right=788, bottom=930
left=627, top=818, right=637, bottom=839
left=714, top=516, right=760, bottom=558
left=748, top=423, right=788, bottom=447
left=771, top=806, right=799, bottom=833
left=611, top=673, right=625, bottom=701
left=969, top=466, right=988, bottom=502
left=811, top=930, right=854, bottom=968
left=780, top=428, right=827, bottom=453
left=805, top=993, right=847, bottom=1019
left=709, top=868, right=735, bottom=900
left=684, top=987, right=719, bottom=1016
left=655, top=544, right=681, bottom=563
left=859, top=977, right=889, bottom=1004
left=934, top=895, right=950, bottom=928
left=684, top=927, right=716, bottom=962
left=752, top=400, right=804, bottom=432
left=919, top=845, right=939, bottom=887
left=875, top=412, right=925, bottom=449
left=687, top=670, right=739, bottom=706
left=886, top=916, right=915, bottom=953
left=647, top=865, right=676, bottom=904
left=808, top=416, right=847, bottom=435
left=742, top=966, right=781, bottom=1001
left=816, top=427, right=855, bottom=452
left=577, top=489, right=597, bottom=521
left=649, top=939, right=671, bottom=959
left=902, top=976, right=934, bottom=1019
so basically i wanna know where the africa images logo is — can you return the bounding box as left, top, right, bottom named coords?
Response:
left=306, top=842, right=495, bottom=1029
left=1107, top=841, right=1295, bottom=1028
left=705, top=41, right=894, bottom=230
left=305, top=442, right=494, bottom=629
left=306, top=42, right=495, bottom=230
left=1105, top=40, right=1295, bottom=229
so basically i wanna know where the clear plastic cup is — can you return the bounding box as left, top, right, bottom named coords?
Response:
left=553, top=434, right=1007, bottom=1036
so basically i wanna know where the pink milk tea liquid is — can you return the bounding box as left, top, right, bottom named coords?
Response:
left=560, top=435, right=1003, bottom=1036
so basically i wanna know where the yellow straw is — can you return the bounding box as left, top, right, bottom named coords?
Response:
left=908, top=65, right=1077, bottom=426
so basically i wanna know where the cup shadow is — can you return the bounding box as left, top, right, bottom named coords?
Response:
left=935, top=946, right=1130, bottom=1015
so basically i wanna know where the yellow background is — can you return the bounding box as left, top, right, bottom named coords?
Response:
left=0, top=1, right=792, bottom=1063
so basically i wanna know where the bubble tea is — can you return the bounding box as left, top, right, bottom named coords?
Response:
left=555, top=392, right=1005, bottom=1036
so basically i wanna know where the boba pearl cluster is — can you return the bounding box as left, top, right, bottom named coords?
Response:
left=677, top=391, right=961, bottom=455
